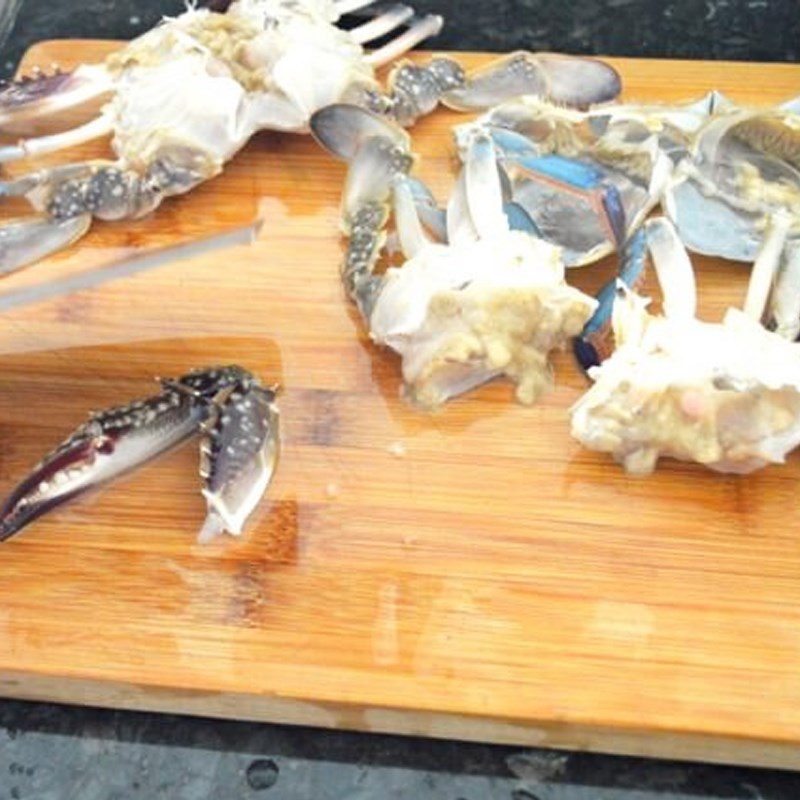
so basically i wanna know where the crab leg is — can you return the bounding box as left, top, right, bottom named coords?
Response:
left=645, top=216, right=696, bottom=321
left=350, top=4, right=415, bottom=44
left=0, top=215, right=91, bottom=276
left=0, top=64, right=113, bottom=126
left=573, top=218, right=693, bottom=371
left=405, top=176, right=447, bottom=241
left=392, top=177, right=429, bottom=258
left=464, top=132, right=508, bottom=240
left=380, top=58, right=465, bottom=126
left=364, top=14, right=444, bottom=67
left=442, top=52, right=621, bottom=112
left=0, top=114, right=113, bottom=164
left=446, top=170, right=479, bottom=245
left=743, top=212, right=793, bottom=321
left=0, top=145, right=216, bottom=273
left=768, top=241, right=800, bottom=341
left=311, top=104, right=413, bottom=318
left=573, top=226, right=651, bottom=371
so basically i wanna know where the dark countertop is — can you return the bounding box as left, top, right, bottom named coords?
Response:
left=0, top=0, right=798, bottom=79
left=4, top=699, right=800, bottom=799
left=0, top=2, right=799, bottom=798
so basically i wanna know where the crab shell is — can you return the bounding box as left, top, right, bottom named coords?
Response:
left=665, top=103, right=800, bottom=262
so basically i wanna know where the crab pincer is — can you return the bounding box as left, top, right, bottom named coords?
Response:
left=0, top=366, right=280, bottom=544
left=0, top=384, right=203, bottom=542
left=197, top=381, right=280, bottom=544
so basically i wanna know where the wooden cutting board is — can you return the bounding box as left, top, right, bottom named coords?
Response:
left=1, top=40, right=799, bottom=769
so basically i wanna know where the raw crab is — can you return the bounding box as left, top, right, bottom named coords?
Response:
left=0, top=0, right=451, bottom=274
left=0, top=0, right=622, bottom=276
left=570, top=215, right=800, bottom=475
left=0, top=365, right=280, bottom=543
left=449, top=96, right=677, bottom=266
left=311, top=104, right=597, bottom=408
left=665, top=95, right=800, bottom=264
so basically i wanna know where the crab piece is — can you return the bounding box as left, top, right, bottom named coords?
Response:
left=440, top=51, right=621, bottom=112
left=570, top=217, right=800, bottom=475
left=664, top=97, right=800, bottom=263
left=0, top=0, right=450, bottom=274
left=453, top=98, right=673, bottom=266
left=0, top=366, right=280, bottom=543
left=312, top=104, right=597, bottom=408
left=198, top=381, right=280, bottom=543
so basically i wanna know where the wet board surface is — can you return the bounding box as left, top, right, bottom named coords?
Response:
left=1, top=41, right=800, bottom=768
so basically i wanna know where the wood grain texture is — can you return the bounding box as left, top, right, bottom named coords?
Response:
left=1, top=41, right=800, bottom=768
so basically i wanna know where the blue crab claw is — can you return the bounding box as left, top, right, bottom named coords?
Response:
left=0, top=65, right=112, bottom=127
left=441, top=52, right=621, bottom=112
left=198, top=383, right=280, bottom=543
left=0, top=366, right=269, bottom=543
left=0, top=214, right=91, bottom=276
left=0, top=385, right=205, bottom=542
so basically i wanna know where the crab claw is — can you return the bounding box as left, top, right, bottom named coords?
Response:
left=0, top=65, right=112, bottom=127
left=441, top=52, right=621, bottom=112
left=198, top=383, right=280, bottom=542
left=0, top=386, right=205, bottom=542
left=0, top=214, right=91, bottom=276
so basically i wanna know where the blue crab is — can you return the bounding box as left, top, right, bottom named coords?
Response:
left=311, top=104, right=597, bottom=408
left=0, top=0, right=622, bottom=276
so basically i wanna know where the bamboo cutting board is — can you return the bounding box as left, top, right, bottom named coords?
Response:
left=1, top=41, right=799, bottom=768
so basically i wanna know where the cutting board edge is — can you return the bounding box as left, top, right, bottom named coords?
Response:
left=3, top=670, right=800, bottom=770
left=5, top=40, right=800, bottom=771
left=21, top=38, right=800, bottom=72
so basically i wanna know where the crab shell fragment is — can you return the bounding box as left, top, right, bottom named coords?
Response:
left=454, top=97, right=674, bottom=267
left=665, top=100, right=800, bottom=262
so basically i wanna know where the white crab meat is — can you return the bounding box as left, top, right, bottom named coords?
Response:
left=572, top=237, right=800, bottom=475
left=370, top=230, right=597, bottom=408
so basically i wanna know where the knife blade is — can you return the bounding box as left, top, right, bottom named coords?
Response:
left=0, top=216, right=264, bottom=313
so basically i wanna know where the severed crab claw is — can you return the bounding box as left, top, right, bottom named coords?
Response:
left=198, top=379, right=280, bottom=543
left=0, top=366, right=280, bottom=543
left=570, top=216, right=800, bottom=475
left=312, top=104, right=597, bottom=408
